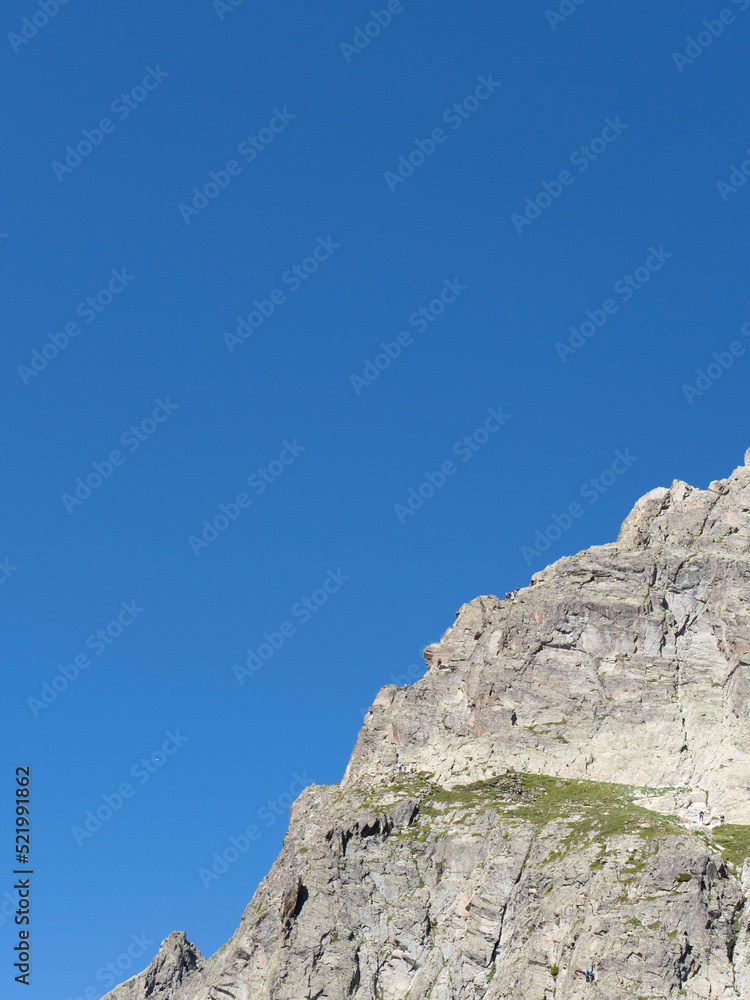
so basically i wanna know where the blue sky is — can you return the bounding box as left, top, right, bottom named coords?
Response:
left=2, top=0, right=749, bottom=995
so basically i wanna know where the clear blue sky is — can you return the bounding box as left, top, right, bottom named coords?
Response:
left=2, top=0, right=749, bottom=995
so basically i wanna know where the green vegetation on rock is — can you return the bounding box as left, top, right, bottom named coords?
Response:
left=356, top=770, right=684, bottom=864
left=712, top=825, right=750, bottom=868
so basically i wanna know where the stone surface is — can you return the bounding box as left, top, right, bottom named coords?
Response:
left=103, top=456, right=750, bottom=1000
left=106, top=932, right=203, bottom=999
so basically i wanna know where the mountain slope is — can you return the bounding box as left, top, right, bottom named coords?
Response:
left=104, top=454, right=750, bottom=1000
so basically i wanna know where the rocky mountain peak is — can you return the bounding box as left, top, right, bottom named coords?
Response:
left=345, top=455, right=750, bottom=829
left=106, top=931, right=203, bottom=1000
left=104, top=453, right=750, bottom=1000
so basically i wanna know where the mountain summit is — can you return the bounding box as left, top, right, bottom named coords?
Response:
left=105, top=454, right=750, bottom=1000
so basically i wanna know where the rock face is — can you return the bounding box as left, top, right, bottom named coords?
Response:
left=104, top=457, right=750, bottom=1000
left=106, top=932, right=204, bottom=1000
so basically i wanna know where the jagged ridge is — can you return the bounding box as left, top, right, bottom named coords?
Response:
left=104, top=453, right=750, bottom=1000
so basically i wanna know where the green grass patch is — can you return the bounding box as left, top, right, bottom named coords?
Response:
left=712, top=825, right=750, bottom=868
left=509, top=774, right=680, bottom=855
left=338, top=771, right=689, bottom=864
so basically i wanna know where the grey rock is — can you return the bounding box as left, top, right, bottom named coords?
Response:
left=104, top=455, right=750, bottom=1000
left=107, top=931, right=203, bottom=1000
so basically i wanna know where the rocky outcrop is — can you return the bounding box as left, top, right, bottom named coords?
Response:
left=106, top=932, right=203, bottom=999
left=103, top=453, right=750, bottom=1000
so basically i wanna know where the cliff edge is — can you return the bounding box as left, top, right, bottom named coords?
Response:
left=104, top=453, right=750, bottom=1000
